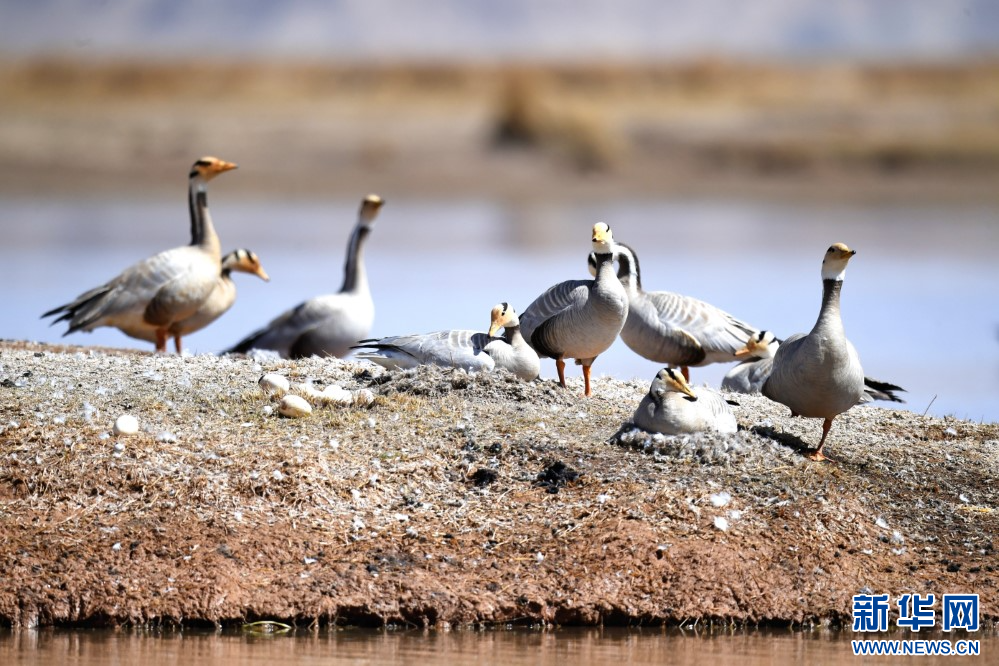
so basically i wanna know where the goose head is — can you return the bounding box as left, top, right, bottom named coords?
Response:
left=591, top=222, right=615, bottom=254
left=488, top=302, right=520, bottom=336
left=190, top=156, right=238, bottom=181
left=653, top=367, right=698, bottom=400
left=359, top=194, right=385, bottom=227
left=223, top=249, right=270, bottom=281
left=734, top=330, right=779, bottom=359
left=821, top=242, right=856, bottom=281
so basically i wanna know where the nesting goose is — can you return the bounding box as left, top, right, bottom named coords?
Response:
left=520, top=222, right=628, bottom=397
left=588, top=242, right=759, bottom=381
left=724, top=330, right=906, bottom=405
left=42, top=156, right=236, bottom=353
left=227, top=194, right=383, bottom=358
left=761, top=243, right=867, bottom=461
left=633, top=367, right=738, bottom=435
left=351, top=302, right=540, bottom=381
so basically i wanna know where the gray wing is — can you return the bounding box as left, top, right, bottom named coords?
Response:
left=721, top=357, right=774, bottom=394
left=642, top=290, right=757, bottom=364
left=353, top=329, right=495, bottom=372
left=760, top=332, right=810, bottom=405
left=229, top=295, right=341, bottom=355
left=519, top=279, right=591, bottom=357
left=43, top=246, right=202, bottom=333
left=696, top=389, right=739, bottom=434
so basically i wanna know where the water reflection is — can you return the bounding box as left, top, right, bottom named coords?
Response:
left=1, top=196, right=996, bottom=422
left=6, top=626, right=990, bottom=665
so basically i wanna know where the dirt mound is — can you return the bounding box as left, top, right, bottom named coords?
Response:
left=0, top=342, right=996, bottom=628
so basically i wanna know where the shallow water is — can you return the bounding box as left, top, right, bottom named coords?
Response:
left=0, top=627, right=992, bottom=665
left=2, top=195, right=997, bottom=422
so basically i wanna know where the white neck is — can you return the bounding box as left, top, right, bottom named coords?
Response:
left=821, top=263, right=847, bottom=281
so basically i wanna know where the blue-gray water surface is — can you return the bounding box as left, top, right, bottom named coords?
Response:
left=2, top=196, right=996, bottom=423
left=2, top=626, right=994, bottom=665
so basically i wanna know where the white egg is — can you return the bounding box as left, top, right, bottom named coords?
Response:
left=321, top=385, right=353, bottom=407
left=258, top=373, right=290, bottom=396
left=279, top=394, right=312, bottom=418
left=295, top=382, right=326, bottom=401
left=113, top=414, right=139, bottom=436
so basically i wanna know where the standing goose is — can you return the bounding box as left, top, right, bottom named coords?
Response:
left=762, top=243, right=867, bottom=461
left=588, top=242, right=759, bottom=381
left=42, top=156, right=236, bottom=352
left=520, top=222, right=628, bottom=397
left=111, top=249, right=270, bottom=352
left=171, top=249, right=270, bottom=344
left=351, top=302, right=540, bottom=381
left=724, top=330, right=906, bottom=404
left=633, top=367, right=738, bottom=435
left=227, top=194, right=383, bottom=358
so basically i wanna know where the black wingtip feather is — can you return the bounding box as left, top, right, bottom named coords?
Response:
left=864, top=376, right=907, bottom=403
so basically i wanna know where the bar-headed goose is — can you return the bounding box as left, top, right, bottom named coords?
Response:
left=42, top=156, right=236, bottom=353
left=633, top=367, right=737, bottom=435
left=520, top=222, right=628, bottom=397
left=171, top=249, right=269, bottom=346
left=721, top=330, right=780, bottom=394
left=351, top=302, right=540, bottom=381
left=725, top=330, right=906, bottom=405
left=588, top=241, right=758, bottom=381
left=109, top=248, right=270, bottom=352
left=762, top=243, right=868, bottom=461
left=228, top=194, right=383, bottom=358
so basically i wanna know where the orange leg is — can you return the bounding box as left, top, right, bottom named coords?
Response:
left=555, top=357, right=567, bottom=389
left=807, top=418, right=834, bottom=461
left=173, top=334, right=183, bottom=355
left=681, top=366, right=690, bottom=382
left=155, top=329, right=168, bottom=353
left=582, top=363, right=593, bottom=397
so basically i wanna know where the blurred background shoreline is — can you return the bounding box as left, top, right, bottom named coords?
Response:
left=3, top=58, right=998, bottom=202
